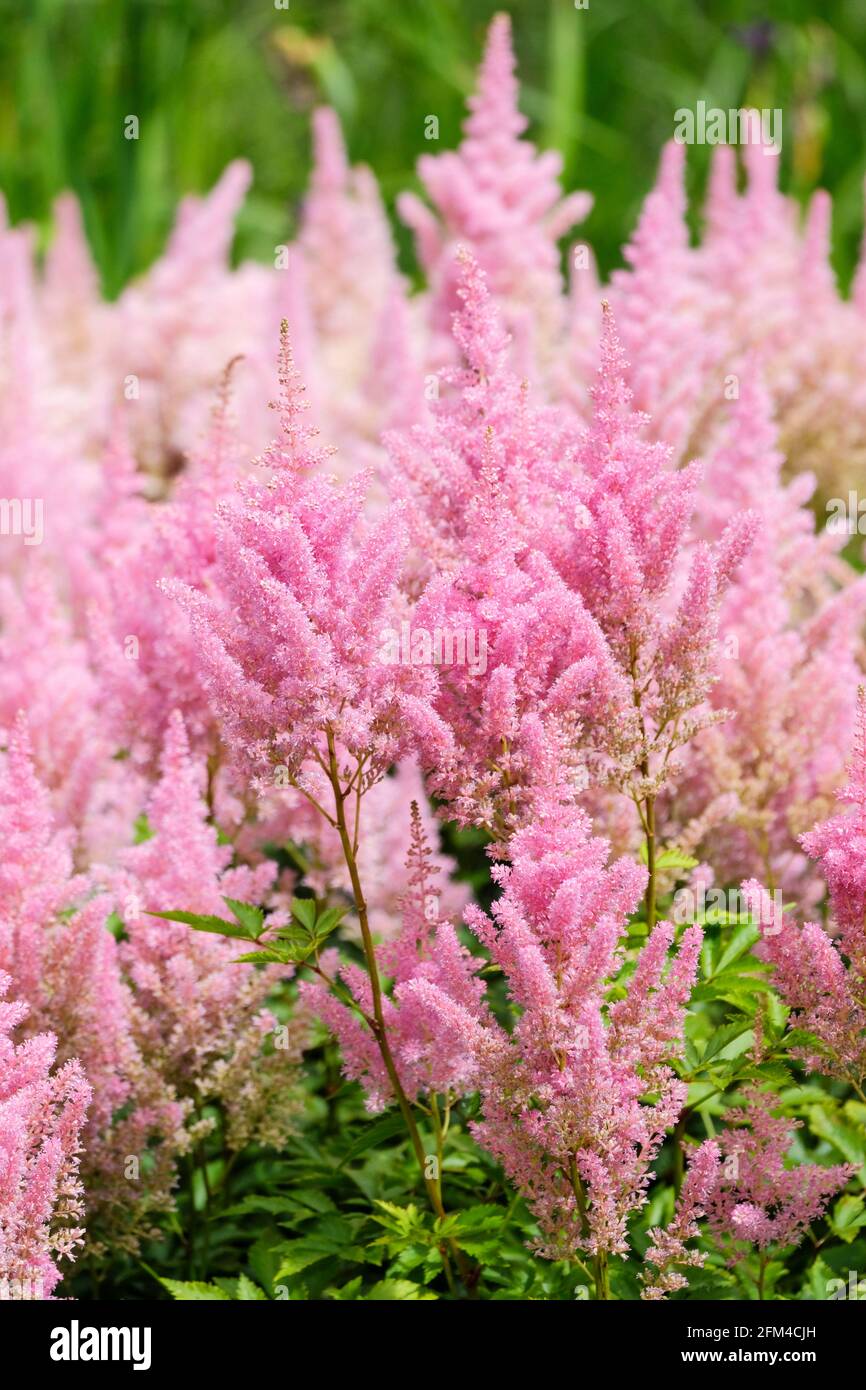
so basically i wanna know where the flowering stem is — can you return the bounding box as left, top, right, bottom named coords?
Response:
left=324, top=732, right=474, bottom=1292
left=644, top=793, right=657, bottom=931
left=568, top=1155, right=610, bottom=1298
left=593, top=1252, right=611, bottom=1301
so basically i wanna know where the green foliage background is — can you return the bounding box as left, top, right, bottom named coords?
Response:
left=2, top=0, right=865, bottom=296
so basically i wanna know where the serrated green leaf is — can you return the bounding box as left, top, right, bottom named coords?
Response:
left=714, top=924, right=760, bottom=973
left=149, top=909, right=252, bottom=940
left=315, top=905, right=349, bottom=937
left=224, top=898, right=266, bottom=938
left=291, top=897, right=317, bottom=932
left=364, top=1279, right=437, bottom=1300
left=232, top=949, right=293, bottom=965
left=159, top=1278, right=231, bottom=1301
left=339, top=1112, right=406, bottom=1166
left=236, top=1274, right=268, bottom=1300
left=700, top=1022, right=753, bottom=1065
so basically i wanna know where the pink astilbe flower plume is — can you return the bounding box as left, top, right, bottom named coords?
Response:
left=801, top=686, right=866, bottom=966
left=667, top=370, right=866, bottom=903
left=118, top=710, right=301, bottom=1150
left=0, top=973, right=91, bottom=1300
left=164, top=326, right=432, bottom=790
left=0, top=716, right=187, bottom=1254
left=464, top=811, right=701, bottom=1271
left=641, top=1139, right=720, bottom=1300
left=708, top=1089, right=853, bottom=1269
left=301, top=802, right=487, bottom=1111
left=746, top=879, right=866, bottom=1093
left=610, top=141, right=724, bottom=456
left=399, top=13, right=591, bottom=379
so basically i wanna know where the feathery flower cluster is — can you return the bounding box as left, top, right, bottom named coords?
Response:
left=301, top=804, right=487, bottom=1111
left=745, top=693, right=866, bottom=1091
left=464, top=811, right=699, bottom=1264
left=706, top=1091, right=853, bottom=1263
left=1, top=9, right=865, bottom=1302
left=0, top=973, right=90, bottom=1300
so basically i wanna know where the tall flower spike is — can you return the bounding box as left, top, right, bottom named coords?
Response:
left=0, top=973, right=91, bottom=1300
left=465, top=811, right=699, bottom=1275
left=399, top=12, right=591, bottom=378
left=300, top=802, right=488, bottom=1112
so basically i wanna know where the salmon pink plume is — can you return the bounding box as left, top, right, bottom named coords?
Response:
left=116, top=160, right=276, bottom=475
left=464, top=811, right=699, bottom=1291
left=117, top=710, right=300, bottom=1151
left=708, top=1089, right=853, bottom=1280
left=301, top=802, right=487, bottom=1112
left=0, top=716, right=187, bottom=1253
left=298, top=107, right=400, bottom=450
left=0, top=973, right=91, bottom=1300
left=741, top=690, right=866, bottom=1094
left=399, top=12, right=590, bottom=379
left=667, top=370, right=866, bottom=902
left=385, top=251, right=581, bottom=566
left=554, top=309, right=756, bottom=921
left=163, top=328, right=431, bottom=790
left=641, top=1140, right=720, bottom=1301
left=746, top=879, right=866, bottom=1093
left=610, top=141, right=724, bottom=457
left=801, top=687, right=866, bottom=966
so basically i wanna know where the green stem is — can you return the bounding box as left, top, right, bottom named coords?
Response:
left=593, top=1252, right=611, bottom=1301
left=644, top=793, right=657, bottom=931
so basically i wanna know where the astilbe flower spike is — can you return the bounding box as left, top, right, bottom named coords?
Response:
left=742, top=691, right=866, bottom=1094
left=641, top=1139, right=720, bottom=1301
left=707, top=1090, right=853, bottom=1291
left=0, top=973, right=91, bottom=1300
left=300, top=802, right=487, bottom=1113
left=118, top=710, right=301, bottom=1151
left=464, top=810, right=701, bottom=1293
left=667, top=370, right=866, bottom=905
left=0, top=715, right=187, bottom=1254
left=164, top=331, right=470, bottom=1232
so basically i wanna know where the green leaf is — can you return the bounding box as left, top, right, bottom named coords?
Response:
left=314, top=905, right=348, bottom=938
left=232, top=949, right=293, bottom=965
left=159, top=1278, right=231, bottom=1301
left=236, top=1274, right=268, bottom=1301
left=655, top=848, right=699, bottom=872
left=148, top=909, right=252, bottom=940
left=700, top=1022, right=753, bottom=1065
left=807, top=1107, right=866, bottom=1165
left=224, top=898, right=266, bottom=938
left=714, top=924, right=760, bottom=973
left=291, top=897, right=317, bottom=932
left=363, top=1279, right=437, bottom=1300
left=339, top=1113, right=406, bottom=1166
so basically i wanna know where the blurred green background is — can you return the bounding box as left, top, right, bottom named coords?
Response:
left=1, top=0, right=865, bottom=296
